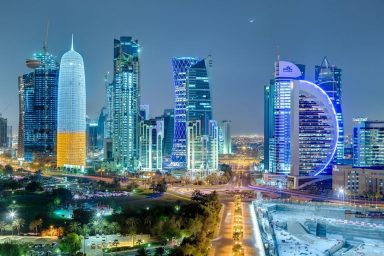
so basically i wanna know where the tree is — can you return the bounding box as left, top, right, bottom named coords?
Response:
left=72, top=209, right=92, bottom=225
left=29, top=219, right=43, bottom=234
left=0, top=241, right=28, bottom=256
left=59, top=233, right=81, bottom=254
left=12, top=218, right=25, bottom=235
left=155, top=247, right=165, bottom=256
left=136, top=248, right=149, bottom=256
left=0, top=221, right=6, bottom=235
left=4, top=165, right=13, bottom=175
left=81, top=224, right=91, bottom=236
left=69, top=222, right=81, bottom=234
left=108, top=222, right=120, bottom=234
left=125, top=217, right=138, bottom=246
left=25, top=181, right=43, bottom=192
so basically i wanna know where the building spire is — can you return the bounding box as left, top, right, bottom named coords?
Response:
left=71, top=34, right=74, bottom=51
left=43, top=21, right=50, bottom=54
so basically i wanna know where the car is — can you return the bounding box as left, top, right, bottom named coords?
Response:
left=91, top=242, right=96, bottom=249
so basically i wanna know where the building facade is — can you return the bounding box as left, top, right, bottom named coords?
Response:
left=333, top=165, right=384, bottom=196
left=18, top=46, right=59, bottom=162
left=162, top=109, right=174, bottom=158
left=219, top=120, right=232, bottom=154
left=57, top=37, right=86, bottom=168
left=111, top=37, right=141, bottom=171
left=264, top=60, right=305, bottom=174
left=315, top=57, right=344, bottom=164
left=0, top=114, right=7, bottom=148
left=353, top=119, right=384, bottom=168
left=171, top=57, right=201, bottom=168
left=139, top=118, right=164, bottom=171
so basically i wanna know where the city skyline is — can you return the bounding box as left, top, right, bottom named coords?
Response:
left=1, top=0, right=384, bottom=135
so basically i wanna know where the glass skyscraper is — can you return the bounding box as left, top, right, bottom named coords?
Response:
left=162, top=109, right=174, bottom=158
left=219, top=120, right=232, bottom=154
left=57, top=37, right=86, bottom=168
left=111, top=37, right=140, bottom=171
left=264, top=60, right=305, bottom=174
left=0, top=114, right=7, bottom=148
left=18, top=45, right=59, bottom=162
left=353, top=118, right=384, bottom=168
left=315, top=57, right=344, bottom=164
left=171, top=57, right=201, bottom=168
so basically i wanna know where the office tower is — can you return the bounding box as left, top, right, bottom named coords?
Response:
left=112, top=37, right=140, bottom=170
left=264, top=60, right=305, bottom=174
left=86, top=118, right=98, bottom=154
left=290, top=80, right=338, bottom=178
left=171, top=57, right=201, bottom=168
left=139, top=118, right=164, bottom=171
left=7, top=126, right=12, bottom=148
left=353, top=118, right=384, bottom=168
left=57, top=37, right=86, bottom=168
left=186, top=119, right=218, bottom=178
left=139, top=104, right=149, bottom=121
left=219, top=120, right=231, bottom=154
left=17, top=43, right=59, bottom=162
left=315, top=57, right=344, bottom=164
left=104, top=73, right=113, bottom=161
left=97, top=107, right=106, bottom=150
left=171, top=57, right=214, bottom=169
left=162, top=109, right=174, bottom=157
left=0, top=114, right=7, bottom=148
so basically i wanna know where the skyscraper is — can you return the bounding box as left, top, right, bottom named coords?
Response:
left=17, top=43, right=59, bottom=162
left=264, top=60, right=305, bottom=174
left=219, top=120, right=232, bottom=155
left=0, top=114, right=7, bottom=148
left=353, top=118, right=384, bottom=168
left=171, top=57, right=201, bottom=168
left=171, top=57, right=214, bottom=170
left=315, top=57, right=344, bottom=164
left=162, top=109, right=174, bottom=158
left=57, top=36, right=86, bottom=168
left=112, top=37, right=140, bottom=171
left=139, top=118, right=164, bottom=171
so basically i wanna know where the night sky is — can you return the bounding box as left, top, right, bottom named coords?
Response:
left=1, top=0, right=383, bottom=135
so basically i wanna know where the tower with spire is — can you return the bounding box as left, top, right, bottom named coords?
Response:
left=315, top=57, right=344, bottom=165
left=57, top=35, right=86, bottom=169
left=18, top=31, right=59, bottom=163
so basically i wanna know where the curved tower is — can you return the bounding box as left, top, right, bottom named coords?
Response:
left=290, top=80, right=338, bottom=177
left=57, top=36, right=86, bottom=168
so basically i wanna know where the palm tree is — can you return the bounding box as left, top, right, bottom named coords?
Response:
left=81, top=224, right=91, bottom=236
left=109, top=222, right=120, bottom=234
left=29, top=219, right=43, bottom=234
left=12, top=218, right=24, bottom=235
left=69, top=221, right=81, bottom=234
left=144, top=216, right=152, bottom=232
left=0, top=221, right=6, bottom=235
left=125, top=217, right=138, bottom=246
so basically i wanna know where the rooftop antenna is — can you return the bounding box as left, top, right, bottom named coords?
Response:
left=276, top=45, right=280, bottom=61
left=71, top=34, right=74, bottom=51
left=43, top=21, right=50, bottom=53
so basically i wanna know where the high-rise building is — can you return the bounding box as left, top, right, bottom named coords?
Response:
left=139, top=104, right=149, bottom=121
left=57, top=36, right=86, bottom=168
left=86, top=118, right=98, bottom=154
left=104, top=73, right=113, bottom=161
left=111, top=37, right=140, bottom=171
left=315, top=57, right=344, bottom=164
left=264, top=60, right=305, bottom=174
left=0, top=114, right=7, bottom=148
left=97, top=107, right=106, bottom=150
left=219, top=120, right=231, bottom=154
left=139, top=118, right=164, bottom=171
left=171, top=57, right=201, bottom=168
left=290, top=80, right=338, bottom=177
left=171, top=57, right=215, bottom=170
left=17, top=44, right=59, bottom=162
left=353, top=118, right=384, bottom=168
left=162, top=109, right=174, bottom=158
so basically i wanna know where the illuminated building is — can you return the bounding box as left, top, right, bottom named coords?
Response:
left=162, top=109, right=174, bottom=157
left=171, top=57, right=201, bottom=168
left=315, top=57, right=344, bottom=164
left=171, top=56, right=215, bottom=171
left=219, top=120, right=232, bottom=154
left=104, top=73, right=113, bottom=161
left=139, top=118, right=164, bottom=171
left=353, top=118, right=384, bottom=168
left=0, top=114, right=7, bottom=148
left=111, top=37, right=141, bottom=171
left=264, top=60, right=305, bottom=174
left=289, top=80, right=338, bottom=178
left=57, top=36, right=86, bottom=168
left=18, top=43, right=59, bottom=162
left=86, top=118, right=98, bottom=154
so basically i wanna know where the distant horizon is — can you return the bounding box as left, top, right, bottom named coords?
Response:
left=1, top=0, right=383, bottom=135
